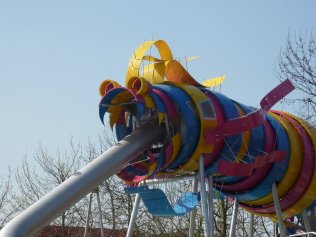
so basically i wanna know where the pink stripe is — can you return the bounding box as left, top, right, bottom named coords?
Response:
left=215, top=120, right=275, bottom=191
left=260, top=79, right=294, bottom=111
left=242, top=111, right=315, bottom=214
left=152, top=89, right=177, bottom=119
left=161, top=143, right=173, bottom=169
left=202, top=91, right=225, bottom=167
left=217, top=161, right=253, bottom=177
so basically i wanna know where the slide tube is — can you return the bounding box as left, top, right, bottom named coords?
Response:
left=0, top=121, right=165, bottom=237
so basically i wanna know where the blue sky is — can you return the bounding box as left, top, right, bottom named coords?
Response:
left=0, top=1, right=315, bottom=172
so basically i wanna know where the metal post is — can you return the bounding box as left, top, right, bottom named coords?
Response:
left=229, top=198, right=239, bottom=237
left=301, top=210, right=312, bottom=232
left=126, top=193, right=141, bottom=237
left=272, top=183, right=286, bottom=237
left=248, top=213, right=254, bottom=237
left=189, top=178, right=198, bottom=237
left=84, top=193, right=93, bottom=237
left=207, top=176, right=214, bottom=237
left=199, top=156, right=211, bottom=237
left=95, top=189, right=105, bottom=237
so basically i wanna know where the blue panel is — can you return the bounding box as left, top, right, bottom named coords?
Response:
left=98, top=87, right=145, bottom=125
left=222, top=114, right=291, bottom=201
left=99, top=88, right=127, bottom=124
left=124, top=185, right=150, bottom=194
left=153, top=84, right=200, bottom=170
left=124, top=185, right=200, bottom=217
left=150, top=92, right=167, bottom=114
left=203, top=91, right=242, bottom=176
left=214, top=102, right=265, bottom=184
left=140, top=189, right=200, bottom=217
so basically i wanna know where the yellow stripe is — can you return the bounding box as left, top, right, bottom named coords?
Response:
left=234, top=104, right=251, bottom=163
left=244, top=112, right=303, bottom=206
left=168, top=84, right=216, bottom=174
left=160, top=133, right=182, bottom=170
left=280, top=113, right=316, bottom=217
left=125, top=40, right=173, bottom=85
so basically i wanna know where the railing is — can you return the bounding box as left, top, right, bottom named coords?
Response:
left=289, top=232, right=316, bottom=237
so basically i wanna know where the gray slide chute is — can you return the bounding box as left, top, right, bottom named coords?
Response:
left=0, top=121, right=164, bottom=237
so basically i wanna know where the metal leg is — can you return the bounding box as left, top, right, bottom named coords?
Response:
left=84, top=193, right=93, bottom=237
left=272, top=183, right=286, bottom=237
left=95, top=189, right=105, bottom=237
left=126, top=193, right=141, bottom=237
left=189, top=178, right=198, bottom=237
left=301, top=210, right=312, bottom=232
left=229, top=198, right=239, bottom=237
left=199, top=156, right=211, bottom=237
left=207, top=176, right=214, bottom=237
left=248, top=213, right=254, bottom=237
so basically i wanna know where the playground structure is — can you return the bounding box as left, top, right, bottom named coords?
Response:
left=0, top=40, right=316, bottom=237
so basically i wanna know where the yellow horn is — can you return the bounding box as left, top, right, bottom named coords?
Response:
left=126, top=76, right=151, bottom=95
left=99, top=80, right=120, bottom=96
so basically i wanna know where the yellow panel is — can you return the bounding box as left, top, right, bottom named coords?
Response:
left=109, top=108, right=122, bottom=129
left=245, top=112, right=303, bottom=206
left=234, top=105, right=251, bottom=163
left=202, top=76, right=226, bottom=87
left=168, top=84, right=217, bottom=174
left=141, top=63, right=166, bottom=84
left=99, top=79, right=120, bottom=96
left=206, top=104, right=250, bottom=180
left=158, top=112, right=165, bottom=125
left=142, top=95, right=155, bottom=109
left=125, top=40, right=173, bottom=85
left=280, top=113, right=316, bottom=217
left=182, top=56, right=199, bottom=62
left=161, top=133, right=182, bottom=170
left=126, top=76, right=152, bottom=95
left=142, top=55, right=164, bottom=63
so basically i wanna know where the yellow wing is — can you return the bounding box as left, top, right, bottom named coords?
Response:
left=202, top=75, right=226, bottom=87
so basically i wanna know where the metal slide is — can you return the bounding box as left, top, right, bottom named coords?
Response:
left=0, top=121, right=164, bottom=237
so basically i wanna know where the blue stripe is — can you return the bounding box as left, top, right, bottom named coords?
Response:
left=153, top=84, right=200, bottom=170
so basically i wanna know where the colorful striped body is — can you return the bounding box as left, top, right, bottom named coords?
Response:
left=98, top=40, right=316, bottom=218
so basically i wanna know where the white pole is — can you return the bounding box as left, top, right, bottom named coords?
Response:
left=126, top=193, right=141, bottom=237
left=272, top=183, right=286, bottom=237
left=207, top=176, right=215, bottom=237
left=301, top=210, right=312, bottom=232
left=189, top=178, right=198, bottom=237
left=95, top=189, right=105, bottom=237
left=83, top=193, right=93, bottom=237
left=248, top=213, right=254, bottom=237
left=229, top=199, right=239, bottom=237
left=199, top=156, right=211, bottom=237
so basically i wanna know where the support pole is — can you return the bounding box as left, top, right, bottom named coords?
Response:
left=229, top=198, right=239, bottom=237
left=272, top=183, right=286, bottom=237
left=95, top=189, right=105, bottom=237
left=126, top=193, right=141, bottom=237
left=301, top=210, right=312, bottom=232
left=199, top=156, right=211, bottom=237
left=189, top=178, right=198, bottom=237
left=83, top=193, right=93, bottom=237
left=207, top=176, right=215, bottom=237
left=248, top=213, right=254, bottom=237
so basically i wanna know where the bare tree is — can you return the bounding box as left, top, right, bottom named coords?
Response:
left=276, top=31, right=316, bottom=124
left=0, top=171, right=15, bottom=229
left=12, top=140, right=87, bottom=235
